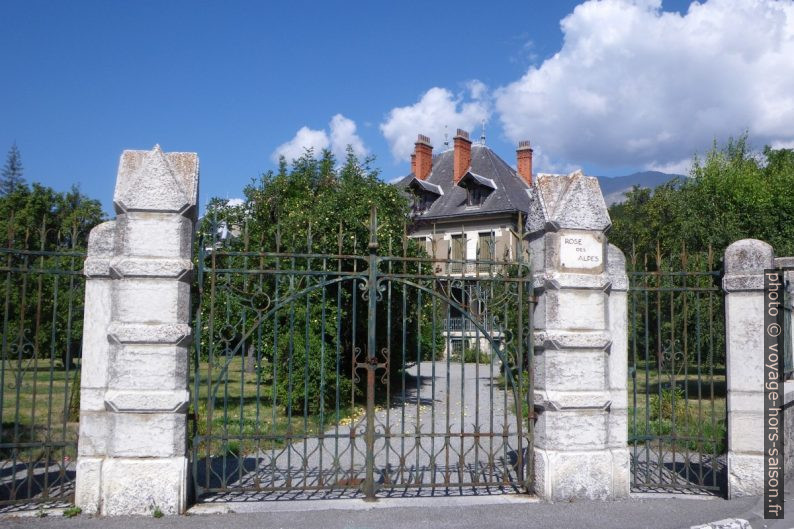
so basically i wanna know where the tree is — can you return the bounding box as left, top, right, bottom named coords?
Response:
left=0, top=182, right=105, bottom=370
left=0, top=182, right=104, bottom=249
left=1, top=142, right=25, bottom=196
left=608, top=134, right=794, bottom=367
left=196, top=148, right=438, bottom=414
left=609, top=134, right=794, bottom=263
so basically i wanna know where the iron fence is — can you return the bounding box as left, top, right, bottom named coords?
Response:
left=190, top=208, right=534, bottom=501
left=0, top=221, right=84, bottom=507
left=627, top=245, right=726, bottom=494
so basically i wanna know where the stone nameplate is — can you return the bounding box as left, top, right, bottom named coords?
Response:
left=559, top=231, right=603, bottom=271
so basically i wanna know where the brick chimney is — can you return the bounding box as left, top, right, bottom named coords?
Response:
left=516, top=140, right=533, bottom=186
left=414, top=134, right=433, bottom=180
left=453, top=129, right=472, bottom=183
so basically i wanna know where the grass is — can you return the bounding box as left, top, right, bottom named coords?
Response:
left=2, top=355, right=371, bottom=462
left=191, top=356, right=363, bottom=457
left=1, top=359, right=80, bottom=460
left=63, top=506, right=82, bottom=518
left=628, top=361, right=727, bottom=454
left=3, top=354, right=728, bottom=466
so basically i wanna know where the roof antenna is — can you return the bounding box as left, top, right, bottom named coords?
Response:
left=443, top=125, right=449, bottom=148
left=480, top=119, right=486, bottom=145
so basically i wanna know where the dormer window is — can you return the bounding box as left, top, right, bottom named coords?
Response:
left=407, top=177, right=443, bottom=214
left=457, top=171, right=497, bottom=208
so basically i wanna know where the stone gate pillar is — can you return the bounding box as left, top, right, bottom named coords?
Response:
left=723, top=239, right=774, bottom=497
left=75, top=146, right=199, bottom=515
left=526, top=170, right=629, bottom=500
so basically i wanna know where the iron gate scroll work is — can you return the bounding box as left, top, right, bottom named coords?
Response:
left=191, top=208, right=534, bottom=501
left=627, top=246, right=727, bottom=493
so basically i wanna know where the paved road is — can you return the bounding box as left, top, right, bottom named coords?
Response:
left=1, top=491, right=787, bottom=529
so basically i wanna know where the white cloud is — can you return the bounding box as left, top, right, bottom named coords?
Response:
left=771, top=139, right=794, bottom=150
left=328, top=114, right=368, bottom=160
left=494, top=0, right=794, bottom=169
left=272, top=114, right=368, bottom=163
left=380, top=85, right=491, bottom=161
left=645, top=157, right=693, bottom=176
left=271, top=126, right=329, bottom=163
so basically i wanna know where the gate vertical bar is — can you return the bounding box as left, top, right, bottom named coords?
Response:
left=364, top=206, right=378, bottom=500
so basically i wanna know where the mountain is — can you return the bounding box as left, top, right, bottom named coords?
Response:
left=596, top=170, right=683, bottom=206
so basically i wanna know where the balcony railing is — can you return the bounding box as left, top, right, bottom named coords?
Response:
left=443, top=317, right=497, bottom=333
left=447, top=261, right=501, bottom=275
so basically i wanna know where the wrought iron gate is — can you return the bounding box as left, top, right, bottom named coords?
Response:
left=627, top=247, right=727, bottom=493
left=1, top=223, right=84, bottom=508
left=190, top=208, right=534, bottom=500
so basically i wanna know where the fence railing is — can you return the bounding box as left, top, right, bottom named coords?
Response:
left=0, top=220, right=86, bottom=508
left=627, top=245, right=726, bottom=493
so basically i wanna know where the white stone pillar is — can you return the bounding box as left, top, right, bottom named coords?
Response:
left=526, top=170, right=629, bottom=500
left=606, top=244, right=630, bottom=495
left=75, top=146, right=199, bottom=515
left=723, top=239, right=774, bottom=497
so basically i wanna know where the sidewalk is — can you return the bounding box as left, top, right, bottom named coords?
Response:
left=2, top=486, right=791, bottom=529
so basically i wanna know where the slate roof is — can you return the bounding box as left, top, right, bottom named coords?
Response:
left=396, top=144, right=532, bottom=221
left=408, top=177, right=444, bottom=195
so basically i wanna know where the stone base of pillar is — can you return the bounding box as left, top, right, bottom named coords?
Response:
left=727, top=452, right=764, bottom=497
left=74, top=457, right=103, bottom=515
left=76, top=456, right=188, bottom=516
left=534, top=447, right=629, bottom=500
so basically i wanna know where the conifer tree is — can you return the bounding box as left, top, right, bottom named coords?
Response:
left=1, top=142, right=25, bottom=195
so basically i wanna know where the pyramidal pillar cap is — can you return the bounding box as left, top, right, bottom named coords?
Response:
left=113, top=145, right=199, bottom=216
left=525, top=170, right=611, bottom=235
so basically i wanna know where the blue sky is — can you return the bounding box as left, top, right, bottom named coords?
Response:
left=2, top=0, right=793, bottom=214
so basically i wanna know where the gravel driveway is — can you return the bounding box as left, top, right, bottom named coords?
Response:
left=197, top=360, right=529, bottom=501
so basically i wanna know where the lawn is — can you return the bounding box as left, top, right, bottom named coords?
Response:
left=2, top=355, right=728, bottom=463
left=1, top=354, right=364, bottom=465
left=1, top=358, right=80, bottom=461
left=628, top=360, right=726, bottom=455
left=190, top=356, right=363, bottom=458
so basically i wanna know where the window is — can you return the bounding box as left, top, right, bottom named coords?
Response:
left=478, top=232, right=494, bottom=272
left=450, top=234, right=466, bottom=273
left=450, top=339, right=465, bottom=359
left=413, top=236, right=430, bottom=254
left=478, top=233, right=494, bottom=260
left=466, top=185, right=486, bottom=207
left=413, top=191, right=435, bottom=213
left=451, top=234, right=466, bottom=260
